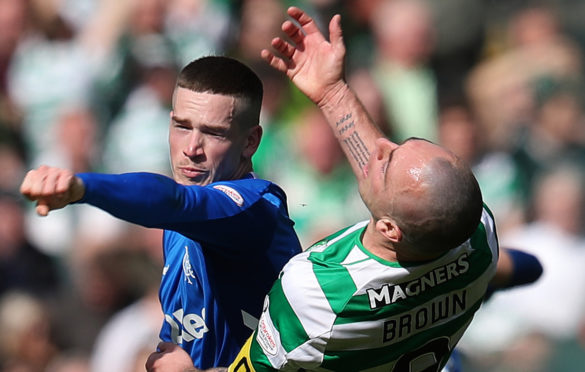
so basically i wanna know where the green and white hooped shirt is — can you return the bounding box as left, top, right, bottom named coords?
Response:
left=229, top=206, right=498, bottom=372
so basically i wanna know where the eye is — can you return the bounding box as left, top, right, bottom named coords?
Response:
left=202, top=128, right=227, bottom=138
left=171, top=116, right=192, bottom=130
left=173, top=122, right=191, bottom=131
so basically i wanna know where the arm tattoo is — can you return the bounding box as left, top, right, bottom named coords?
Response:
left=343, top=132, right=370, bottom=169
left=336, top=112, right=370, bottom=169
left=335, top=113, right=353, bottom=128
left=338, top=120, right=355, bottom=135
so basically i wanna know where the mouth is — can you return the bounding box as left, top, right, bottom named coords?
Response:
left=179, top=166, right=207, bottom=179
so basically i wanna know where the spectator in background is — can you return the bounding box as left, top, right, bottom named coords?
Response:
left=254, top=63, right=390, bottom=250
left=23, top=104, right=102, bottom=256
left=426, top=0, right=486, bottom=99
left=460, top=165, right=585, bottom=372
left=7, top=0, right=101, bottom=166
left=347, top=67, right=393, bottom=138
left=0, top=191, right=60, bottom=298
left=164, top=0, right=233, bottom=67
left=235, top=0, right=360, bottom=248
left=260, top=104, right=369, bottom=247
left=438, top=96, right=525, bottom=236
left=0, top=246, right=161, bottom=372
left=89, top=249, right=163, bottom=372
left=231, top=0, right=287, bottom=65
left=247, top=59, right=296, bottom=180
left=90, top=0, right=172, bottom=126
left=0, top=0, right=27, bottom=130
left=45, top=352, right=90, bottom=372
left=0, top=291, right=59, bottom=372
left=370, top=0, right=439, bottom=143
left=337, top=0, right=381, bottom=71
left=7, top=0, right=172, bottom=257
left=228, top=0, right=302, bottom=162
left=465, top=4, right=583, bottom=152
left=49, top=247, right=156, bottom=357
left=512, top=76, right=585, bottom=206
left=0, top=130, right=26, bottom=192
left=101, top=34, right=178, bottom=176
left=54, top=106, right=100, bottom=174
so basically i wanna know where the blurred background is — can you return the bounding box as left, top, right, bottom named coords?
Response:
left=1, top=0, right=585, bottom=371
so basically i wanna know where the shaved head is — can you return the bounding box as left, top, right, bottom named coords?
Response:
left=363, top=138, right=483, bottom=256
left=394, top=156, right=482, bottom=255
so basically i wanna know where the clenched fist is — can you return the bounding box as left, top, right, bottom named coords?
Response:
left=20, top=165, right=85, bottom=216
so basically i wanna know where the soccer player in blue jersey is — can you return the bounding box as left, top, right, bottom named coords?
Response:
left=19, top=56, right=302, bottom=370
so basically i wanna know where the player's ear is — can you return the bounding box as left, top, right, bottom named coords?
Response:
left=376, top=217, right=402, bottom=243
left=243, top=125, right=262, bottom=159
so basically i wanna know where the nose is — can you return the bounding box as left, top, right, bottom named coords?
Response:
left=374, top=138, right=397, bottom=160
left=183, top=131, right=204, bottom=158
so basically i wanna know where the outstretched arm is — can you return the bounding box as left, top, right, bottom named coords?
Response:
left=261, top=7, right=385, bottom=181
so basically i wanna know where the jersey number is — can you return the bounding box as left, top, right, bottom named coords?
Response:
left=392, top=337, right=451, bottom=372
left=232, top=357, right=253, bottom=372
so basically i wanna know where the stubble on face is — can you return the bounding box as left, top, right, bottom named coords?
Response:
left=169, top=88, right=247, bottom=186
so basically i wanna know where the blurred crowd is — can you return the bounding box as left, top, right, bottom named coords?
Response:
left=1, top=0, right=585, bottom=371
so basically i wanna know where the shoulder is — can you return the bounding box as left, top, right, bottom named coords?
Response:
left=213, top=176, right=290, bottom=209
left=476, top=205, right=498, bottom=251
left=212, top=175, right=279, bottom=196
left=307, top=220, right=370, bottom=250
left=279, top=222, right=369, bottom=308
left=203, top=177, right=268, bottom=206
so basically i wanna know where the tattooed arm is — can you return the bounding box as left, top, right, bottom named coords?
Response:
left=261, top=7, right=385, bottom=181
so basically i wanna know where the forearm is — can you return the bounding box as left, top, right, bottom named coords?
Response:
left=317, top=81, right=385, bottom=180
left=77, top=172, right=188, bottom=227
left=490, top=248, right=543, bottom=289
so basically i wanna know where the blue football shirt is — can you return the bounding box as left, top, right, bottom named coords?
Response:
left=77, top=172, right=301, bottom=368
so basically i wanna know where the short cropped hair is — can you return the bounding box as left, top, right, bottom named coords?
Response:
left=176, top=56, right=263, bottom=128
left=397, top=157, right=483, bottom=255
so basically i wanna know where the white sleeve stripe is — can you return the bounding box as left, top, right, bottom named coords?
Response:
left=327, top=220, right=369, bottom=247
left=281, top=255, right=337, bottom=339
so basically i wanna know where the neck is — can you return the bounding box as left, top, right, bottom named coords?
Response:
left=231, top=160, right=253, bottom=180
left=361, top=219, right=443, bottom=263
left=362, top=220, right=400, bottom=262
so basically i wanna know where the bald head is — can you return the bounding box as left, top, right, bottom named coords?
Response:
left=400, top=156, right=482, bottom=254
left=363, top=138, right=483, bottom=256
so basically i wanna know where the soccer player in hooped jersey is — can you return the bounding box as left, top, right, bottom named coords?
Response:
left=226, top=8, right=497, bottom=372
left=19, top=56, right=301, bottom=369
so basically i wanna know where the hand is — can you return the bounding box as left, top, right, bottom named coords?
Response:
left=261, top=7, right=347, bottom=108
left=145, top=342, right=200, bottom=372
left=20, top=165, right=85, bottom=216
